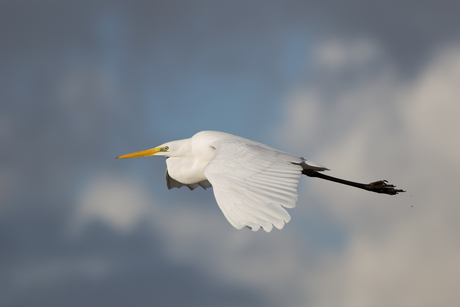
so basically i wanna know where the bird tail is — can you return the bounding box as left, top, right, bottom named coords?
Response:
left=297, top=159, right=329, bottom=171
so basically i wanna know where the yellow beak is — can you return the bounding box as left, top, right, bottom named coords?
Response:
left=116, top=147, right=163, bottom=159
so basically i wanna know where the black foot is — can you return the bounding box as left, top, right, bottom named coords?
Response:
left=367, top=180, right=405, bottom=195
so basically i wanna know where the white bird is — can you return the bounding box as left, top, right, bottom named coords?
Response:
left=117, top=131, right=404, bottom=232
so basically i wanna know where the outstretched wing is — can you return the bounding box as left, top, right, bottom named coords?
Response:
left=204, top=139, right=311, bottom=232
left=166, top=171, right=212, bottom=190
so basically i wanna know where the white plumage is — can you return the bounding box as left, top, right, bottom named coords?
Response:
left=117, top=131, right=327, bottom=232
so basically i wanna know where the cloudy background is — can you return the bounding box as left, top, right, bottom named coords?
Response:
left=2, top=1, right=460, bottom=306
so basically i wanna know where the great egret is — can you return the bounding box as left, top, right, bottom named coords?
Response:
left=117, top=131, right=404, bottom=232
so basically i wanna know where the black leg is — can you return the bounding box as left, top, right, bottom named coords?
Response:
left=302, top=169, right=405, bottom=195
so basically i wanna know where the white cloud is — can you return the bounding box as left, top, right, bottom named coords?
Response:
left=401, top=46, right=460, bottom=167
left=277, top=88, right=322, bottom=150
left=70, top=173, right=153, bottom=235
left=279, top=41, right=460, bottom=306
left=313, top=38, right=383, bottom=70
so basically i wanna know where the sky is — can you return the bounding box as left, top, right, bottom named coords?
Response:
left=1, top=1, right=460, bottom=306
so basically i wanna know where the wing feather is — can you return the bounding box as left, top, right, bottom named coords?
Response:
left=204, top=138, right=303, bottom=232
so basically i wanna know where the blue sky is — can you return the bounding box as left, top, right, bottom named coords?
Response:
left=2, top=1, right=460, bottom=306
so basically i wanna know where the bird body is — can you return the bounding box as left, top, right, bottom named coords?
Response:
left=117, top=130, right=404, bottom=232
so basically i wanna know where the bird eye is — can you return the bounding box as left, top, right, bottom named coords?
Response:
left=164, top=146, right=169, bottom=151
